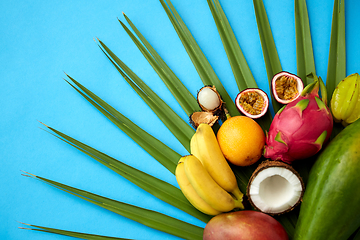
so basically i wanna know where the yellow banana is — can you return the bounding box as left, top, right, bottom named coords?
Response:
left=183, top=155, right=244, bottom=212
left=189, top=132, right=201, bottom=157
left=175, top=157, right=221, bottom=216
left=192, top=123, right=243, bottom=201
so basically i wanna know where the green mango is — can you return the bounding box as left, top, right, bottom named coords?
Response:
left=293, top=118, right=360, bottom=240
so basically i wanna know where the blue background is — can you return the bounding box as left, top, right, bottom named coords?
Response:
left=1, top=0, right=359, bottom=239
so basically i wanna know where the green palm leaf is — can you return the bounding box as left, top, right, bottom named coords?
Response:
left=207, top=0, right=272, bottom=130
left=97, top=40, right=195, bottom=152
left=160, top=0, right=240, bottom=117
left=293, top=0, right=320, bottom=201
left=41, top=124, right=211, bottom=223
left=23, top=173, right=204, bottom=240
left=20, top=223, right=127, bottom=240
left=23, top=1, right=352, bottom=239
left=253, top=0, right=283, bottom=113
left=351, top=228, right=360, bottom=240
left=119, top=14, right=200, bottom=116
left=327, top=0, right=346, bottom=137
left=207, top=0, right=257, bottom=91
left=295, top=0, right=316, bottom=85
left=206, top=0, right=270, bottom=203
left=326, top=0, right=346, bottom=102
left=65, top=75, right=180, bottom=174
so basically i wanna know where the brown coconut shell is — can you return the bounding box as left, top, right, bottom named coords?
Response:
left=246, top=160, right=305, bottom=215
left=189, top=111, right=219, bottom=129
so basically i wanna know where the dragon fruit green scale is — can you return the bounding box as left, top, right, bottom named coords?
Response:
left=264, top=76, right=333, bottom=164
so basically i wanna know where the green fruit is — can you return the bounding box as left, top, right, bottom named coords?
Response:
left=293, top=118, right=360, bottom=240
left=331, top=73, right=360, bottom=126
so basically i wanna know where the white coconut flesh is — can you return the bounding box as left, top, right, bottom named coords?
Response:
left=248, top=167, right=303, bottom=214
left=198, top=87, right=220, bottom=110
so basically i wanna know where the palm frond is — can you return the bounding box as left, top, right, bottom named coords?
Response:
left=327, top=0, right=346, bottom=137
left=253, top=0, right=283, bottom=113
left=207, top=0, right=273, bottom=130
left=119, top=14, right=200, bottom=116
left=20, top=222, right=127, bottom=240
left=326, top=0, right=346, bottom=102
left=207, top=0, right=257, bottom=91
left=96, top=40, right=195, bottom=152
left=160, top=0, right=240, bottom=117
left=23, top=172, right=204, bottom=240
left=295, top=0, right=316, bottom=85
left=41, top=124, right=211, bottom=223
left=65, top=75, right=181, bottom=174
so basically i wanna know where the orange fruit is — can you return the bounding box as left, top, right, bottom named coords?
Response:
left=217, top=116, right=265, bottom=166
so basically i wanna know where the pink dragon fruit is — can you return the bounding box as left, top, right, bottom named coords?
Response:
left=263, top=76, right=333, bottom=164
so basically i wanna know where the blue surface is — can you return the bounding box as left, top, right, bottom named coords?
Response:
left=1, top=0, right=359, bottom=239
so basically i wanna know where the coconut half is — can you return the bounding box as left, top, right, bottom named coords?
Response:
left=247, top=160, right=304, bottom=215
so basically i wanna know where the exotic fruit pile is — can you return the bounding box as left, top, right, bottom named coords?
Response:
left=264, top=75, right=333, bottom=164
left=179, top=72, right=360, bottom=239
left=22, top=1, right=360, bottom=239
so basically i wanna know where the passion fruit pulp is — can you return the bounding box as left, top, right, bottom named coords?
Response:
left=235, top=88, right=269, bottom=119
left=272, top=72, right=304, bottom=104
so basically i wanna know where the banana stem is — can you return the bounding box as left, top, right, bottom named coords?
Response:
left=224, top=107, right=231, bottom=120
left=231, top=187, right=245, bottom=209
left=234, top=199, right=245, bottom=210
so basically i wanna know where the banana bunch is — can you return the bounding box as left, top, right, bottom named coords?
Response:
left=175, top=123, right=244, bottom=216
left=331, top=73, right=360, bottom=126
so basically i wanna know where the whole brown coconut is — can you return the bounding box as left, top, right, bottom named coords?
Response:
left=203, top=210, right=288, bottom=240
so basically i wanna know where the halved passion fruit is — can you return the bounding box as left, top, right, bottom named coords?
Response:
left=235, top=88, right=269, bottom=119
left=247, top=160, right=304, bottom=215
left=272, top=71, right=304, bottom=104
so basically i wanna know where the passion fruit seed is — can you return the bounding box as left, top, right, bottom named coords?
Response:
left=235, top=88, right=269, bottom=118
left=239, top=91, right=265, bottom=115
left=275, top=75, right=299, bottom=101
left=272, top=72, right=304, bottom=104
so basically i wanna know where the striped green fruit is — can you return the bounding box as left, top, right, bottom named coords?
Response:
left=293, top=118, right=360, bottom=240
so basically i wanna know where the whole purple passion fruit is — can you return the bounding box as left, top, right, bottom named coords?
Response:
left=272, top=71, right=304, bottom=104
left=235, top=88, right=269, bottom=118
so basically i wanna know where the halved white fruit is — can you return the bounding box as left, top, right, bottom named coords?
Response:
left=247, top=160, right=304, bottom=215
left=197, top=86, right=223, bottom=112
